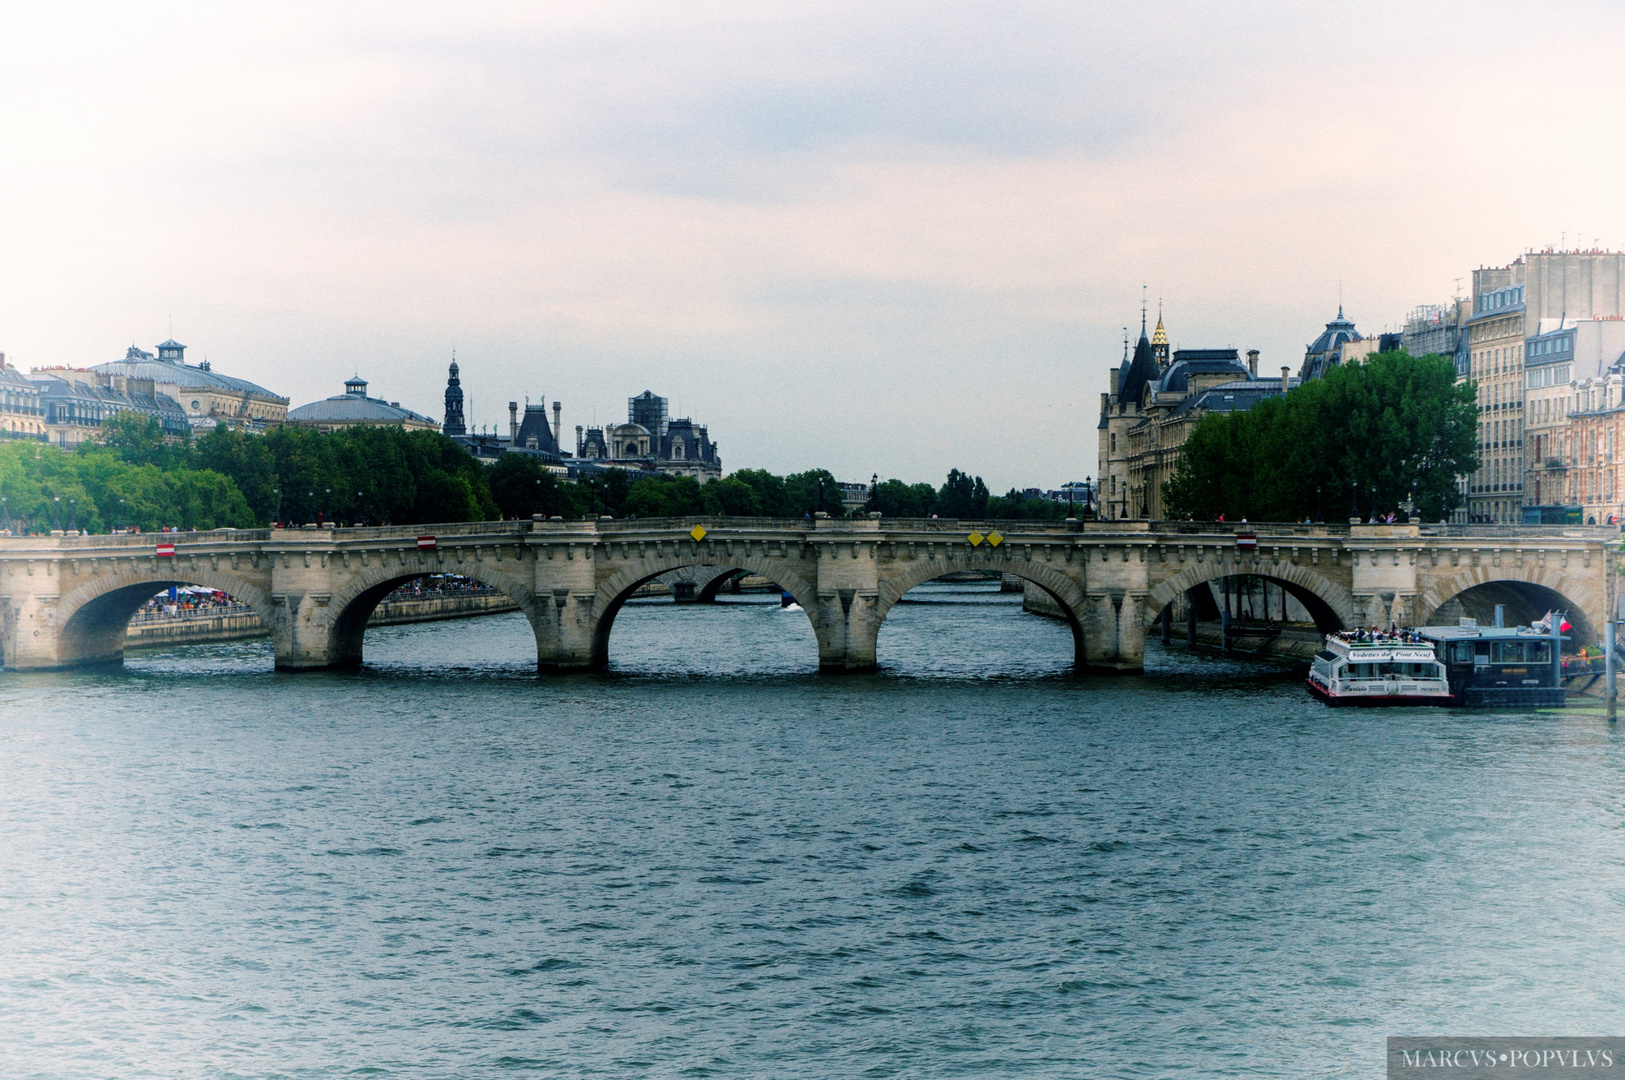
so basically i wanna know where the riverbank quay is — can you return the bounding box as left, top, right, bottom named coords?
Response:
left=125, top=591, right=518, bottom=647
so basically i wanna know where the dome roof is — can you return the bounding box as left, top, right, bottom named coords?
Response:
left=1307, top=306, right=1362, bottom=356
left=288, top=386, right=437, bottom=426
left=93, top=347, right=287, bottom=402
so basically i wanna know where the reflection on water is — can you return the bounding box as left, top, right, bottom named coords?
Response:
left=3, top=582, right=1624, bottom=1078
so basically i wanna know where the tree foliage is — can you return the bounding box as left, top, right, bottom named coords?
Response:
left=1161, top=351, right=1479, bottom=522
left=0, top=415, right=1081, bottom=532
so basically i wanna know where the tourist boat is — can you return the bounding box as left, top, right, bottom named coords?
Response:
left=1413, top=616, right=1567, bottom=708
left=1308, top=631, right=1453, bottom=706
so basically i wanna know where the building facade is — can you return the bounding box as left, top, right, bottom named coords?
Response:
left=28, top=368, right=189, bottom=448
left=1100, top=311, right=1291, bottom=519
left=1522, top=319, right=1625, bottom=512
left=576, top=390, right=721, bottom=482
left=93, top=340, right=288, bottom=432
left=288, top=376, right=440, bottom=433
left=1464, top=269, right=1527, bottom=523
left=0, top=354, right=45, bottom=440
left=1566, top=363, right=1625, bottom=523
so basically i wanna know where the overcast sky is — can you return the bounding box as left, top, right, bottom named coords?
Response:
left=2, top=1, right=1622, bottom=491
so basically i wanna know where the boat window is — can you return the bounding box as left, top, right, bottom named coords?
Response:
left=1449, top=642, right=1474, bottom=663
left=1492, top=641, right=1526, bottom=663
left=1526, top=641, right=1551, bottom=664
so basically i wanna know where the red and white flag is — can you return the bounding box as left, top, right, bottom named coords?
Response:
left=155, top=543, right=175, bottom=558
left=416, top=535, right=436, bottom=550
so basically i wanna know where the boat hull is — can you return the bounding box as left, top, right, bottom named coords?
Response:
left=1307, top=679, right=1452, bottom=707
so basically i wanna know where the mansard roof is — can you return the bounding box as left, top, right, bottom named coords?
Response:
left=1155, top=349, right=1246, bottom=393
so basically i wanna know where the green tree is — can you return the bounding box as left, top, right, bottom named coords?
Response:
left=487, top=453, right=579, bottom=519
left=89, top=412, right=193, bottom=470
left=1162, top=351, right=1478, bottom=522
left=728, top=469, right=793, bottom=516
left=866, top=478, right=937, bottom=517
left=623, top=474, right=705, bottom=517
left=783, top=469, right=846, bottom=517
left=701, top=476, right=763, bottom=516
left=936, top=468, right=990, bottom=519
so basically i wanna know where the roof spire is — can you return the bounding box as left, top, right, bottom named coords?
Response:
left=1141, top=284, right=1148, bottom=334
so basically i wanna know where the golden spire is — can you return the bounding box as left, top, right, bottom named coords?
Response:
left=1151, top=300, right=1168, bottom=348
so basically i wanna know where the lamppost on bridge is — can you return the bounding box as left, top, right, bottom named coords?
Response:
left=118, top=497, right=125, bottom=533
left=67, top=497, right=76, bottom=533
left=1, top=495, right=8, bottom=534
left=307, top=491, right=314, bottom=525
left=52, top=495, right=60, bottom=532
left=324, top=488, right=331, bottom=525
left=272, top=488, right=280, bottom=525
left=357, top=490, right=364, bottom=527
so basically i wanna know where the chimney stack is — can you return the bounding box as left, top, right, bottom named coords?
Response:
left=553, top=401, right=562, bottom=446
left=1247, top=349, right=1259, bottom=378
left=1109, top=369, right=1120, bottom=396
left=508, top=401, right=519, bottom=443
left=576, top=424, right=584, bottom=456
left=1280, top=366, right=1290, bottom=394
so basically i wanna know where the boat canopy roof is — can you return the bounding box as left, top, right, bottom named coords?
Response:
left=1416, top=625, right=1563, bottom=641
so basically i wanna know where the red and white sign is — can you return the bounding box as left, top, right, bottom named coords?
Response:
left=1236, top=533, right=1257, bottom=550
left=155, top=543, right=176, bottom=558
left=416, top=535, right=437, bottom=550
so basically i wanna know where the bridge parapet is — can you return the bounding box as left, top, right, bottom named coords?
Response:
left=0, top=517, right=1616, bottom=674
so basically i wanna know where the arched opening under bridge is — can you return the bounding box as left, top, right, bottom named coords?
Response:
left=590, top=556, right=821, bottom=673
left=1424, top=579, right=1596, bottom=648
left=322, top=566, right=542, bottom=671
left=874, top=568, right=1082, bottom=676
left=1146, top=566, right=1352, bottom=659
left=56, top=571, right=275, bottom=669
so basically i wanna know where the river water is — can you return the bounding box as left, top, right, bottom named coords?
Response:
left=4, top=582, right=1625, bottom=1078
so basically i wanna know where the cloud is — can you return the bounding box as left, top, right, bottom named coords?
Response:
left=0, top=1, right=1622, bottom=489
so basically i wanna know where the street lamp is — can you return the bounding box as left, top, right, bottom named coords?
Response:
left=308, top=491, right=314, bottom=525
left=52, top=495, right=60, bottom=532
left=1, top=495, right=8, bottom=533
left=118, top=497, right=125, bottom=532
left=357, top=490, right=364, bottom=527
left=272, top=488, right=280, bottom=525
left=68, top=497, right=76, bottom=533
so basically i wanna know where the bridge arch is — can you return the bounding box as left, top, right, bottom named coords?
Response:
left=56, top=566, right=276, bottom=668
left=321, top=560, right=545, bottom=670
left=872, top=552, right=1090, bottom=667
left=1416, top=566, right=1600, bottom=647
left=591, top=554, right=821, bottom=669
left=1144, top=559, right=1356, bottom=634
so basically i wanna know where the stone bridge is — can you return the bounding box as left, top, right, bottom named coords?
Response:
left=0, top=517, right=1617, bottom=673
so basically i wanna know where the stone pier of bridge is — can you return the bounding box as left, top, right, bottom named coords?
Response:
left=0, top=518, right=1615, bottom=674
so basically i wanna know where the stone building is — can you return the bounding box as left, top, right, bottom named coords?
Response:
left=1464, top=270, right=1528, bottom=523
left=27, top=367, right=189, bottom=449
left=1402, top=300, right=1471, bottom=360
left=576, top=390, right=721, bottom=482
left=288, top=376, right=440, bottom=433
left=1565, top=362, right=1625, bottom=523
left=1523, top=319, right=1625, bottom=511
left=93, top=340, right=287, bottom=432
left=1099, top=311, right=1291, bottom=520
left=0, top=354, right=45, bottom=440
left=1448, top=248, right=1625, bottom=523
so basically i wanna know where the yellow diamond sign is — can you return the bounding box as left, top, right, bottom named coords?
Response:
left=689, top=525, right=708, bottom=542
left=987, top=531, right=1004, bottom=547
left=967, top=531, right=984, bottom=546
